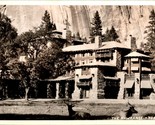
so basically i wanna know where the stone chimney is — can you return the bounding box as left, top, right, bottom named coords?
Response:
left=94, top=36, right=102, bottom=48
left=129, top=35, right=137, bottom=51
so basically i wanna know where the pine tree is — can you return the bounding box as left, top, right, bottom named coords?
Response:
left=35, top=10, right=56, bottom=38
left=145, top=10, right=155, bottom=51
left=90, top=11, right=102, bottom=36
left=109, top=26, right=119, bottom=41
left=42, top=10, right=56, bottom=32
left=102, top=26, right=119, bottom=42
left=144, top=9, right=155, bottom=71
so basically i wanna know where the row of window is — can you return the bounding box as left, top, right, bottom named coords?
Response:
left=76, top=59, right=94, bottom=65
left=75, top=52, right=94, bottom=58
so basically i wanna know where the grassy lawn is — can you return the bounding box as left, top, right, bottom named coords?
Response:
left=0, top=99, right=154, bottom=120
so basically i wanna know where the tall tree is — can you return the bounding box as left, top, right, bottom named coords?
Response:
left=144, top=9, right=155, bottom=71
left=35, top=10, right=56, bottom=38
left=10, top=10, right=75, bottom=101
left=90, top=11, right=102, bottom=37
left=109, top=26, right=119, bottom=41
left=102, top=26, right=119, bottom=42
left=0, top=11, right=18, bottom=100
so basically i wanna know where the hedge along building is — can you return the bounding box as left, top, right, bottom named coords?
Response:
left=62, top=36, right=131, bottom=99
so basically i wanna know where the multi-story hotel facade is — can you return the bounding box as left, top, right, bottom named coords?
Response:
left=3, top=30, right=155, bottom=100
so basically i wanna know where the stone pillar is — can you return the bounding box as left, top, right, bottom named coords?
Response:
left=128, top=58, right=131, bottom=74
left=72, top=75, right=80, bottom=99
left=89, top=68, right=98, bottom=99
left=134, top=73, right=140, bottom=99
left=117, top=71, right=126, bottom=99
left=55, top=83, right=59, bottom=99
left=139, top=59, right=142, bottom=75
left=150, top=74, right=155, bottom=92
left=47, top=83, right=52, bottom=98
left=149, top=74, right=155, bottom=99
left=65, top=82, right=69, bottom=99
left=149, top=74, right=155, bottom=100
left=5, top=85, right=8, bottom=99
left=89, top=76, right=98, bottom=99
left=72, top=83, right=80, bottom=99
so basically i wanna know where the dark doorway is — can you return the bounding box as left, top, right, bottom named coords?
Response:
left=7, top=80, right=20, bottom=99
left=37, top=82, right=47, bottom=98
left=104, top=80, right=120, bottom=99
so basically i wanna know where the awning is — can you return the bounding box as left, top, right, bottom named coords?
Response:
left=104, top=76, right=120, bottom=80
left=79, top=75, right=92, bottom=80
left=142, top=67, right=151, bottom=72
left=43, top=76, right=74, bottom=82
left=131, top=67, right=139, bottom=71
left=141, top=80, right=152, bottom=89
left=124, top=80, right=134, bottom=88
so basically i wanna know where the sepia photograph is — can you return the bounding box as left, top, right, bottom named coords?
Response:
left=0, top=4, right=155, bottom=120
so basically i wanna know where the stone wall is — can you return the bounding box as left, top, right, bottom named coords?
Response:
left=116, top=49, right=122, bottom=71
left=97, top=68, right=106, bottom=99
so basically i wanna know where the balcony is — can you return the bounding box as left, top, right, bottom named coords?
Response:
left=126, top=74, right=135, bottom=80
left=141, top=74, right=150, bottom=80
left=96, top=53, right=112, bottom=58
left=77, top=82, right=91, bottom=87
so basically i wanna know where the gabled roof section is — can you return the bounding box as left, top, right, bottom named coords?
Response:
left=43, top=76, right=74, bottom=82
left=62, top=41, right=130, bottom=52
left=62, top=43, right=96, bottom=52
left=99, top=41, right=130, bottom=50
left=125, top=51, right=150, bottom=58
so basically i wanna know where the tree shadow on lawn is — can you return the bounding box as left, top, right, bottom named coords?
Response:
left=0, top=114, right=113, bottom=120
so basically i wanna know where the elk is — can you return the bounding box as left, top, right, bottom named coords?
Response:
left=65, top=101, right=91, bottom=120
left=114, top=102, right=138, bottom=119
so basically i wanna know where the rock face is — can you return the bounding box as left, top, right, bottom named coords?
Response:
left=6, top=5, right=155, bottom=47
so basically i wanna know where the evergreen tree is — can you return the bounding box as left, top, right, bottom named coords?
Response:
left=0, top=11, right=18, bottom=100
left=35, top=10, right=56, bottom=38
left=145, top=10, right=155, bottom=51
left=144, top=9, right=155, bottom=71
left=109, top=26, right=119, bottom=41
left=10, top=10, right=75, bottom=101
left=102, top=26, right=119, bottom=42
left=90, top=11, right=102, bottom=36
left=42, top=10, right=56, bottom=32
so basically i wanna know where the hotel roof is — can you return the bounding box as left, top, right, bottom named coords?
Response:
left=62, top=41, right=130, bottom=52
left=99, top=41, right=130, bottom=50
left=62, top=43, right=96, bottom=52
left=125, top=51, right=150, bottom=58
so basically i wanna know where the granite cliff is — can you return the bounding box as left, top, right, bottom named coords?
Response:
left=6, top=5, right=155, bottom=47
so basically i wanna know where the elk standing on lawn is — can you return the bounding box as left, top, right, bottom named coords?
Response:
left=114, top=102, right=138, bottom=119
left=66, top=101, right=91, bottom=120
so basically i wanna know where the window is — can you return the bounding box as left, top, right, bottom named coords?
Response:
left=80, top=89, right=90, bottom=99
left=89, top=52, right=93, bottom=56
left=89, top=59, right=93, bottom=63
left=82, top=60, right=85, bottom=64
left=82, top=53, right=85, bottom=57
left=76, top=61, right=79, bottom=65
